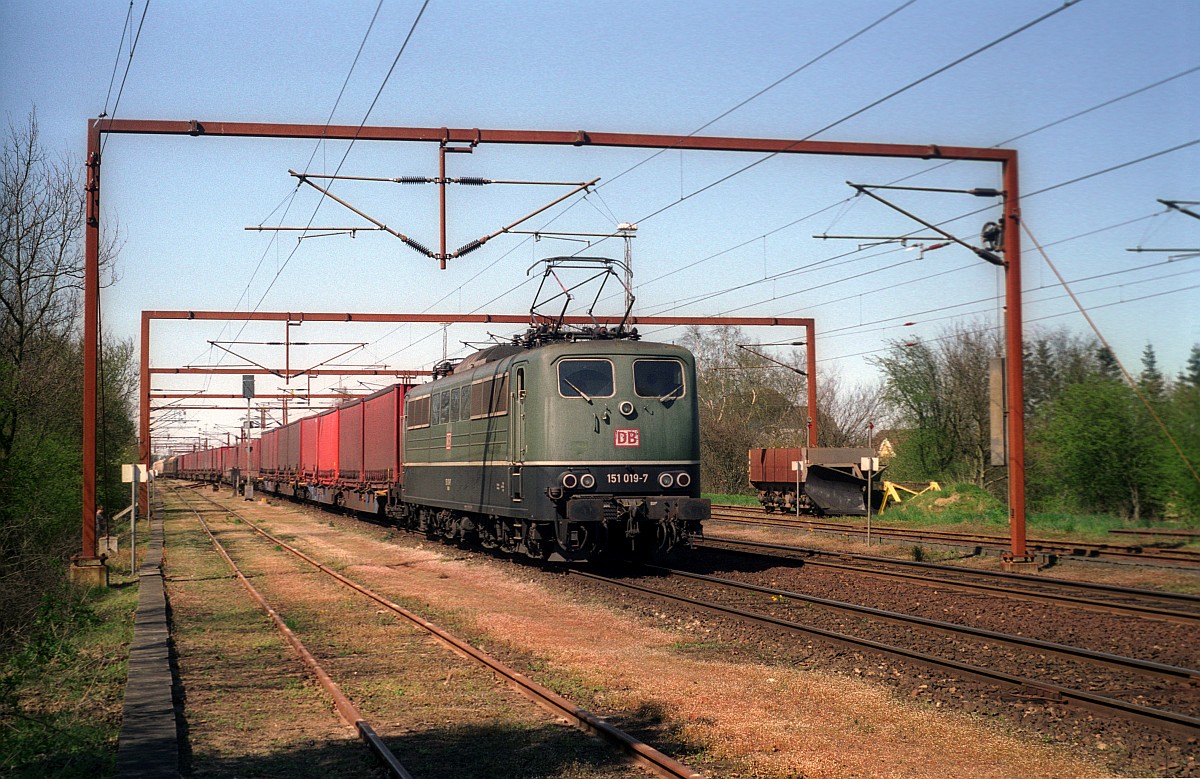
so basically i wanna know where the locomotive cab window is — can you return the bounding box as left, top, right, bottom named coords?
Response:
left=634, top=359, right=685, bottom=399
left=558, top=359, right=614, bottom=399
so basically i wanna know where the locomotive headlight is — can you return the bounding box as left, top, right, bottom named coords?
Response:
left=676, top=471, right=692, bottom=488
left=658, top=472, right=675, bottom=488
left=579, top=473, right=596, bottom=489
left=561, top=472, right=578, bottom=489
left=618, top=400, right=635, bottom=417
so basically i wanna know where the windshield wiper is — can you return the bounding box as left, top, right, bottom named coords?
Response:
left=658, top=383, right=683, bottom=402
left=562, top=378, right=593, bottom=403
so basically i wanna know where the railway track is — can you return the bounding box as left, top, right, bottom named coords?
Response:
left=172, top=485, right=703, bottom=779
left=710, top=504, right=1200, bottom=567
left=700, top=535, right=1200, bottom=625
left=572, top=565, right=1200, bottom=737
left=174, top=487, right=413, bottom=778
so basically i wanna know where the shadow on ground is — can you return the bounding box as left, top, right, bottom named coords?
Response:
left=181, top=716, right=707, bottom=778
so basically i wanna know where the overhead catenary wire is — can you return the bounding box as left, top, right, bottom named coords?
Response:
left=100, top=1, right=135, bottom=118
left=381, top=0, right=1090, bottom=344
left=631, top=67, right=1199, bottom=301
left=191, top=0, right=389, bottom=376
left=819, top=264, right=1200, bottom=341
left=621, top=0, right=1086, bottom=233
left=99, top=0, right=151, bottom=156
left=245, top=0, right=431, bottom=318
left=638, top=137, right=1199, bottom=335
left=823, top=283, right=1200, bottom=363
left=188, top=1, right=429, bottom=431
left=601, top=0, right=920, bottom=189
left=560, top=9, right=1186, bottom=325
left=407, top=0, right=944, bottom=325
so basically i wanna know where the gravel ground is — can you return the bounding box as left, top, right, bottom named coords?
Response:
left=549, top=569, right=1200, bottom=777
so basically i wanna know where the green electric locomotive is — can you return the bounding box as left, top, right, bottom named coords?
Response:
left=394, top=335, right=709, bottom=560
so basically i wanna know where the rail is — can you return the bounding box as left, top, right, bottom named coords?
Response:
left=700, top=535, right=1200, bottom=625
left=174, top=487, right=413, bottom=778
left=570, top=568, right=1200, bottom=737
left=710, top=504, right=1200, bottom=567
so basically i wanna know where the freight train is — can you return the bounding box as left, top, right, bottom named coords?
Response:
left=165, top=329, right=709, bottom=560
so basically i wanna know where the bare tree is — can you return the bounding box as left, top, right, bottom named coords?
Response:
left=0, top=111, right=120, bottom=461
left=815, top=367, right=884, bottom=448
left=871, top=322, right=1002, bottom=485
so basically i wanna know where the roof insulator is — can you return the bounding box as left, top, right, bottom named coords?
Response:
left=455, top=239, right=485, bottom=257
left=404, top=238, right=434, bottom=256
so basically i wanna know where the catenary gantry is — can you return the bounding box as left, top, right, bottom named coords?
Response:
left=82, top=120, right=1026, bottom=571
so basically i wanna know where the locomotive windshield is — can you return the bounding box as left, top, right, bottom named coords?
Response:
left=634, top=359, right=685, bottom=399
left=558, top=359, right=614, bottom=399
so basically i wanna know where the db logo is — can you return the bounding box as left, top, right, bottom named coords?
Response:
left=614, top=429, right=640, bottom=447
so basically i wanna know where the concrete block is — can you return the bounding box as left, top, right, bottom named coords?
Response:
left=1002, top=557, right=1040, bottom=574
left=69, top=558, right=109, bottom=587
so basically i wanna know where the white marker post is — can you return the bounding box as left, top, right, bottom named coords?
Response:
left=122, top=464, right=148, bottom=575
left=861, top=456, right=880, bottom=547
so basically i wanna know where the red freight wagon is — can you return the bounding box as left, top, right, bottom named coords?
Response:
left=250, top=439, right=261, bottom=476
left=281, top=420, right=301, bottom=475
left=317, top=408, right=339, bottom=483
left=748, top=447, right=803, bottom=485
left=260, top=427, right=279, bottom=475
left=363, top=384, right=410, bottom=485
left=300, top=415, right=320, bottom=481
left=219, top=446, right=235, bottom=481
left=338, top=400, right=364, bottom=484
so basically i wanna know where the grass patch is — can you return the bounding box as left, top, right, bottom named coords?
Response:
left=879, top=483, right=1007, bottom=527
left=878, top=484, right=1200, bottom=544
left=705, top=493, right=760, bottom=507
left=1026, top=511, right=1157, bottom=539
left=0, top=579, right=139, bottom=778
left=530, top=663, right=606, bottom=703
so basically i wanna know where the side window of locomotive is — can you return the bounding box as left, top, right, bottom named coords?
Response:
left=491, top=373, right=509, bottom=415
left=450, top=387, right=461, bottom=421
left=440, top=391, right=451, bottom=425
left=407, top=395, right=430, bottom=429
left=431, top=392, right=442, bottom=425
left=634, top=359, right=685, bottom=398
left=470, top=379, right=486, bottom=418
left=558, top=359, right=614, bottom=398
left=460, top=385, right=471, bottom=420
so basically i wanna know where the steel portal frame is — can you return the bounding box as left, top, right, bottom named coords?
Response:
left=84, top=120, right=1025, bottom=562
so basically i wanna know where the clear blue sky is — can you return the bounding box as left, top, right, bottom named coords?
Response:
left=2, top=0, right=1198, bottom=449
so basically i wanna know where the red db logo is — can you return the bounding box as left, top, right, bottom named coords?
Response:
left=614, top=429, right=640, bottom=447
